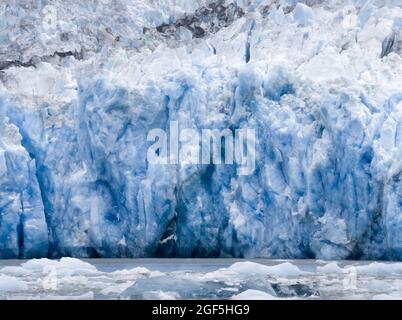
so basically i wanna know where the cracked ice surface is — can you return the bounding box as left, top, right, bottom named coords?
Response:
left=0, top=0, right=402, bottom=259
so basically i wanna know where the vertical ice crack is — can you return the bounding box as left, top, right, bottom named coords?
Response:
left=16, top=129, right=53, bottom=258
left=245, top=20, right=255, bottom=63
left=381, top=33, right=395, bottom=58
left=17, top=195, right=25, bottom=259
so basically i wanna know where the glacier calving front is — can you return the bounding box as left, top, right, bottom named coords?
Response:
left=0, top=0, right=401, bottom=259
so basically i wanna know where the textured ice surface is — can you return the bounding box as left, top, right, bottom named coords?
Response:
left=0, top=0, right=402, bottom=259
left=0, top=258, right=402, bottom=299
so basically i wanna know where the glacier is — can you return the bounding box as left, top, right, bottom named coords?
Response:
left=0, top=0, right=401, bottom=260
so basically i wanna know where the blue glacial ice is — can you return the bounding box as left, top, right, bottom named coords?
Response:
left=0, top=0, right=401, bottom=260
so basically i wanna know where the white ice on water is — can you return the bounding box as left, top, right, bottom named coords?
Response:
left=0, top=258, right=401, bottom=300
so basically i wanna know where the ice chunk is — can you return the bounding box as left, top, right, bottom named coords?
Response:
left=101, top=282, right=134, bottom=295
left=43, top=292, right=95, bottom=300
left=120, top=276, right=231, bottom=299
left=231, top=289, right=279, bottom=300
left=228, top=262, right=304, bottom=277
left=372, top=293, right=402, bottom=300
left=351, top=262, right=402, bottom=276
left=21, top=258, right=98, bottom=275
left=0, top=275, right=28, bottom=291
left=293, top=3, right=314, bottom=26
left=317, top=262, right=347, bottom=274
left=142, top=290, right=181, bottom=300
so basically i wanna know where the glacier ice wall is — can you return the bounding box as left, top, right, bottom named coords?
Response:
left=0, top=0, right=401, bottom=259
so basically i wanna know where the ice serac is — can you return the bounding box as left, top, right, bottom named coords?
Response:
left=0, top=107, right=48, bottom=258
left=0, top=0, right=401, bottom=259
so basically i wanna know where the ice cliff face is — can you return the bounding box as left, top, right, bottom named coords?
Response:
left=0, top=0, right=401, bottom=259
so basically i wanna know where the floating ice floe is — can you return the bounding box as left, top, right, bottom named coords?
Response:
left=0, top=258, right=401, bottom=300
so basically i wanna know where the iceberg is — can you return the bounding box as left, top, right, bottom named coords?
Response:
left=0, top=0, right=401, bottom=260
